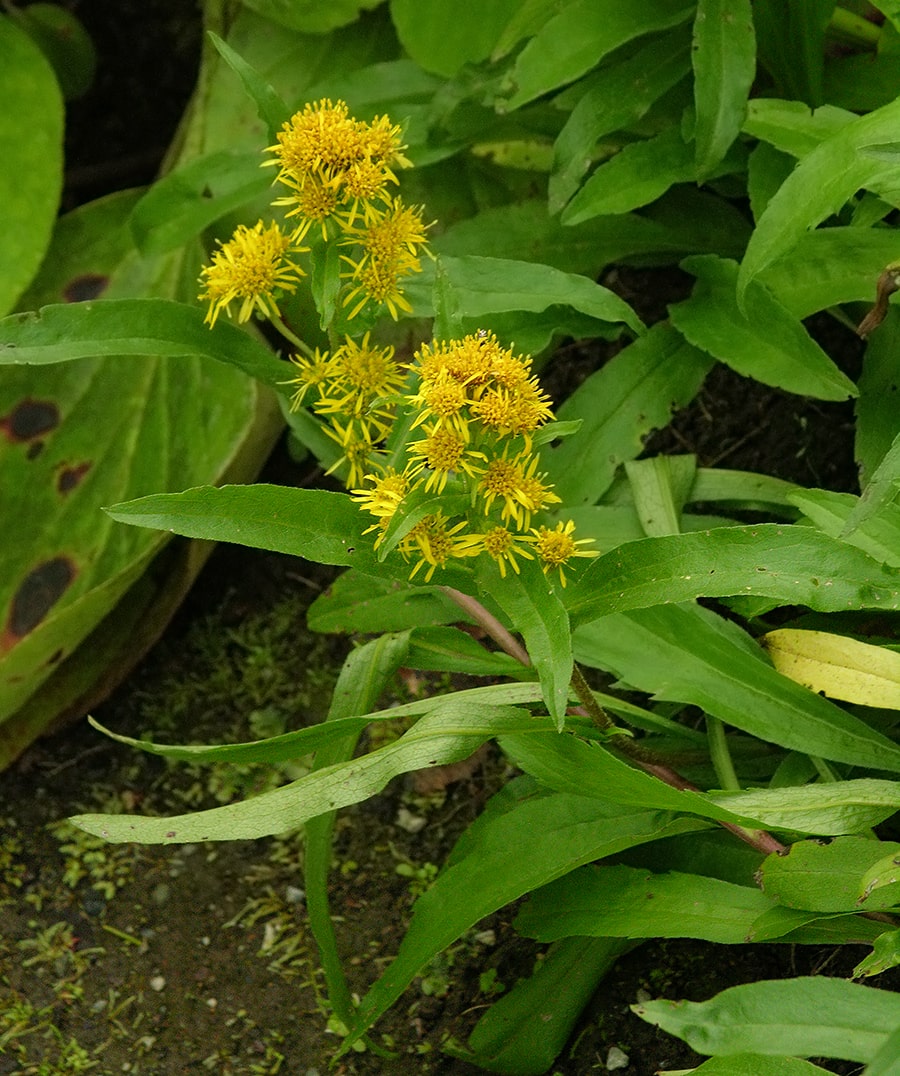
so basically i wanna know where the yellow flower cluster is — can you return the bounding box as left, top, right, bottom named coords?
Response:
left=289, top=331, right=598, bottom=584
left=198, top=99, right=430, bottom=326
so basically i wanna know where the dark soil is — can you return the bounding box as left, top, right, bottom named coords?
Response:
left=2, top=6, right=896, bottom=1076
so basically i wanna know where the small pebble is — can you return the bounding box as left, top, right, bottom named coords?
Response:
left=149, top=975, right=166, bottom=992
left=285, top=885, right=306, bottom=905
left=474, top=929, right=496, bottom=946
left=606, top=1046, right=629, bottom=1071
left=395, top=806, right=427, bottom=833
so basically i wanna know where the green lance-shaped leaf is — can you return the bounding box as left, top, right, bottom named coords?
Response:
left=759, top=836, right=900, bottom=914
left=789, top=488, right=900, bottom=569
left=69, top=702, right=545, bottom=844
left=573, top=604, right=900, bottom=774
left=738, top=95, right=900, bottom=302
left=842, top=430, right=900, bottom=536
left=458, top=936, right=630, bottom=1075
left=435, top=255, right=644, bottom=335
left=206, top=31, right=289, bottom=138
left=676, top=1056, right=833, bottom=1075
left=565, top=524, right=900, bottom=625
left=545, top=322, right=713, bottom=505
left=339, top=787, right=706, bottom=1055
left=761, top=628, right=900, bottom=709
left=633, top=977, right=900, bottom=1063
left=307, top=570, right=471, bottom=634
left=855, top=929, right=900, bottom=979
left=506, top=0, right=695, bottom=110
left=549, top=30, right=691, bottom=213
left=691, top=0, right=755, bottom=180
left=0, top=15, right=63, bottom=316
left=670, top=255, right=857, bottom=401
left=0, top=299, right=291, bottom=392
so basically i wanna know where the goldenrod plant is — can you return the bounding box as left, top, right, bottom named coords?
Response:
left=4, top=2, right=900, bottom=1072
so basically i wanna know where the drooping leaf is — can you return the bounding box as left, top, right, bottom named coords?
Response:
left=0, top=15, right=63, bottom=316
left=854, top=929, right=900, bottom=979
left=70, top=702, right=545, bottom=843
left=633, top=977, right=900, bottom=1063
left=670, top=255, right=857, bottom=400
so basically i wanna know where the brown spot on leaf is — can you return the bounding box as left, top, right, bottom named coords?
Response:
left=64, top=273, right=109, bottom=302
left=5, top=557, right=77, bottom=642
left=26, top=442, right=45, bottom=460
left=47, top=649, right=64, bottom=666
left=0, top=399, right=60, bottom=442
left=56, top=461, right=92, bottom=494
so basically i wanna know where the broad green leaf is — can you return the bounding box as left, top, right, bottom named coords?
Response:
left=633, top=977, right=900, bottom=1062
left=434, top=190, right=751, bottom=275
left=130, top=151, right=271, bottom=255
left=564, top=127, right=725, bottom=225
left=0, top=299, right=291, bottom=392
left=573, top=604, right=900, bottom=773
left=435, top=255, right=644, bottom=335
left=747, top=141, right=796, bottom=222
left=70, top=702, right=543, bottom=843
left=546, top=323, right=713, bottom=505
left=670, top=255, right=857, bottom=401
left=713, top=780, right=900, bottom=837
left=549, top=32, right=691, bottom=212
left=855, top=929, right=900, bottom=979
left=759, top=836, right=900, bottom=913
left=341, top=789, right=706, bottom=1053
left=738, top=96, right=900, bottom=300
left=566, top=524, right=900, bottom=625
left=758, top=227, right=900, bottom=320
left=307, top=570, right=470, bottom=633
left=516, top=864, right=773, bottom=943
left=684, top=1055, right=833, bottom=1075
left=389, top=0, right=520, bottom=77
left=691, top=0, right=755, bottom=180
left=858, top=308, right=900, bottom=488
left=459, top=936, right=629, bottom=1075
left=761, top=628, right=900, bottom=709
left=0, top=15, right=63, bottom=316
left=789, top=488, right=900, bottom=568
left=475, top=557, right=571, bottom=727
left=506, top=0, right=695, bottom=110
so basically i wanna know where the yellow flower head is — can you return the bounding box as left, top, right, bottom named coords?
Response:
left=401, top=512, right=473, bottom=582
left=199, top=220, right=305, bottom=327
left=266, top=99, right=410, bottom=240
left=528, top=519, right=599, bottom=586
left=340, top=197, right=430, bottom=319
left=455, top=524, right=534, bottom=578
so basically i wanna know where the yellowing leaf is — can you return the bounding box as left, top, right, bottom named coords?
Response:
left=761, top=628, right=900, bottom=709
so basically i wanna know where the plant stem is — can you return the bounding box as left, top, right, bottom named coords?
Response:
left=268, top=312, right=313, bottom=354
left=440, top=587, right=788, bottom=858
left=707, top=716, right=742, bottom=791
left=828, top=6, right=881, bottom=47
